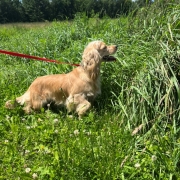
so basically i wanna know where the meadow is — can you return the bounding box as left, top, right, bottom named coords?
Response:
left=0, top=2, right=180, bottom=179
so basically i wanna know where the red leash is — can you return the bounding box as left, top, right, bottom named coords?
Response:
left=0, top=49, right=80, bottom=67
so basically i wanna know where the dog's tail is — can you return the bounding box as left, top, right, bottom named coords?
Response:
left=16, top=91, right=30, bottom=105
left=5, top=91, right=30, bottom=109
left=5, top=100, right=17, bottom=109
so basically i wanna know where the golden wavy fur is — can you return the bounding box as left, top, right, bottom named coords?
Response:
left=5, top=41, right=117, bottom=118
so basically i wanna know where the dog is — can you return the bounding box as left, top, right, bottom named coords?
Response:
left=5, top=41, right=117, bottom=118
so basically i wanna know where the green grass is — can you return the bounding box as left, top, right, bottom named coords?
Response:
left=0, top=2, right=180, bottom=179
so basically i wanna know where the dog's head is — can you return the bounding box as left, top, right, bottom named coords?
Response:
left=81, top=41, right=117, bottom=79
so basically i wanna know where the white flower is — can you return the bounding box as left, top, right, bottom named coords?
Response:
left=54, top=129, right=58, bottom=134
left=4, top=140, right=9, bottom=143
left=53, top=119, right=59, bottom=124
left=151, top=155, right=157, bottom=161
left=25, top=150, right=30, bottom=154
left=6, top=115, right=10, bottom=119
left=32, top=173, right=38, bottom=179
left=74, top=129, right=79, bottom=135
left=25, top=167, right=31, bottom=173
left=68, top=115, right=73, bottom=118
left=44, top=149, right=51, bottom=154
left=38, top=118, right=43, bottom=122
left=134, top=163, right=141, bottom=168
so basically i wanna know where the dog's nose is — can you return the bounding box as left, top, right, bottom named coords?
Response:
left=115, top=45, right=118, bottom=49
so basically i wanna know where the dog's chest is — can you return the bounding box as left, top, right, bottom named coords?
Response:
left=78, top=72, right=101, bottom=97
left=85, top=77, right=101, bottom=96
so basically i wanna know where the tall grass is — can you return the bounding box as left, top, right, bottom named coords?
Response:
left=0, top=1, right=180, bottom=179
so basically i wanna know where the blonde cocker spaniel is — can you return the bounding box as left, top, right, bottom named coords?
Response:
left=5, top=41, right=117, bottom=118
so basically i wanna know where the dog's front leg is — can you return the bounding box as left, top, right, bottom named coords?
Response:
left=66, top=94, right=91, bottom=119
left=76, top=100, right=91, bottom=119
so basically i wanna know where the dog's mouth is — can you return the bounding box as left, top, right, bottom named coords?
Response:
left=102, top=55, right=116, bottom=62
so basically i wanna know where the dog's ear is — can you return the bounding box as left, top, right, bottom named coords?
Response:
left=81, top=49, right=101, bottom=80
left=81, top=49, right=100, bottom=69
